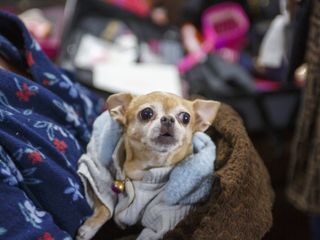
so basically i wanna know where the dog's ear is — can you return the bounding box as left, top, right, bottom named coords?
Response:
left=192, top=99, right=220, bottom=132
left=106, top=93, right=134, bottom=125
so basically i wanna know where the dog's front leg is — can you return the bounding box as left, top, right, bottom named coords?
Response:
left=76, top=195, right=110, bottom=240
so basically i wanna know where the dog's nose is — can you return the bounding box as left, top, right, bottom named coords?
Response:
left=160, top=116, right=175, bottom=127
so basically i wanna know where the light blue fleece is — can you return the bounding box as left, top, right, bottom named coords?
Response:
left=164, top=132, right=216, bottom=205
left=90, top=110, right=122, bottom=167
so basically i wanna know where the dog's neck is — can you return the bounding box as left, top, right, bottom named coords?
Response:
left=122, top=137, right=192, bottom=180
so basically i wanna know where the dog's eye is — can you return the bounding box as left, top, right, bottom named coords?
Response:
left=179, top=112, right=190, bottom=125
left=140, top=107, right=154, bottom=121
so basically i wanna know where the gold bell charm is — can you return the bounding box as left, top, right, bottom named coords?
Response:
left=111, top=180, right=125, bottom=194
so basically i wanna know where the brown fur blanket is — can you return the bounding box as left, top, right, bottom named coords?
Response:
left=94, top=104, right=274, bottom=240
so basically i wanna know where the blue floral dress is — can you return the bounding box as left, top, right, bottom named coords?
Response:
left=0, top=11, right=104, bottom=239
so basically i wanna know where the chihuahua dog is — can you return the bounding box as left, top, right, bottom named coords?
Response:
left=77, top=91, right=220, bottom=240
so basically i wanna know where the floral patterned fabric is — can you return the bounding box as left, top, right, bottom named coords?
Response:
left=0, top=11, right=104, bottom=239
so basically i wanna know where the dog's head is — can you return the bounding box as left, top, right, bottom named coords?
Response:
left=106, top=92, right=220, bottom=179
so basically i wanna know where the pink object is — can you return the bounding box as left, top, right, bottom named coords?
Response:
left=202, top=2, right=249, bottom=51
left=178, top=2, right=249, bottom=74
left=178, top=24, right=212, bottom=74
left=177, top=41, right=211, bottom=74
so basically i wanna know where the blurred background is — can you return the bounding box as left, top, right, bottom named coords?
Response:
left=0, top=0, right=314, bottom=239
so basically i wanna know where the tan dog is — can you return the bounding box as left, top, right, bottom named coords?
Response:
left=77, top=91, right=220, bottom=240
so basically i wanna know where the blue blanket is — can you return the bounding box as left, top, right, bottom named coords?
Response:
left=0, top=11, right=104, bottom=239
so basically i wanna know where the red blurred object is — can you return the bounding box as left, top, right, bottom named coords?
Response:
left=255, top=78, right=281, bottom=92
left=106, top=0, right=151, bottom=16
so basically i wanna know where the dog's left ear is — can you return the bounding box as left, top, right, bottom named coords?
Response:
left=106, top=92, right=134, bottom=125
left=192, top=100, right=221, bottom=132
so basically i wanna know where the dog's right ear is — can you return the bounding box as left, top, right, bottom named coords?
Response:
left=192, top=99, right=221, bottom=132
left=106, top=93, right=134, bottom=125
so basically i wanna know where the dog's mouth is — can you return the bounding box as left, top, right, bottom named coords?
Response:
left=154, top=130, right=176, bottom=145
left=162, top=132, right=173, bottom=137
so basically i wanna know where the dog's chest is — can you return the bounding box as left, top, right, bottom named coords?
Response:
left=110, top=140, right=175, bottom=227
left=113, top=180, right=166, bottom=227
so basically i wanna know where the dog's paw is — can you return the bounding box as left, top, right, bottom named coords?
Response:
left=76, top=224, right=99, bottom=240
